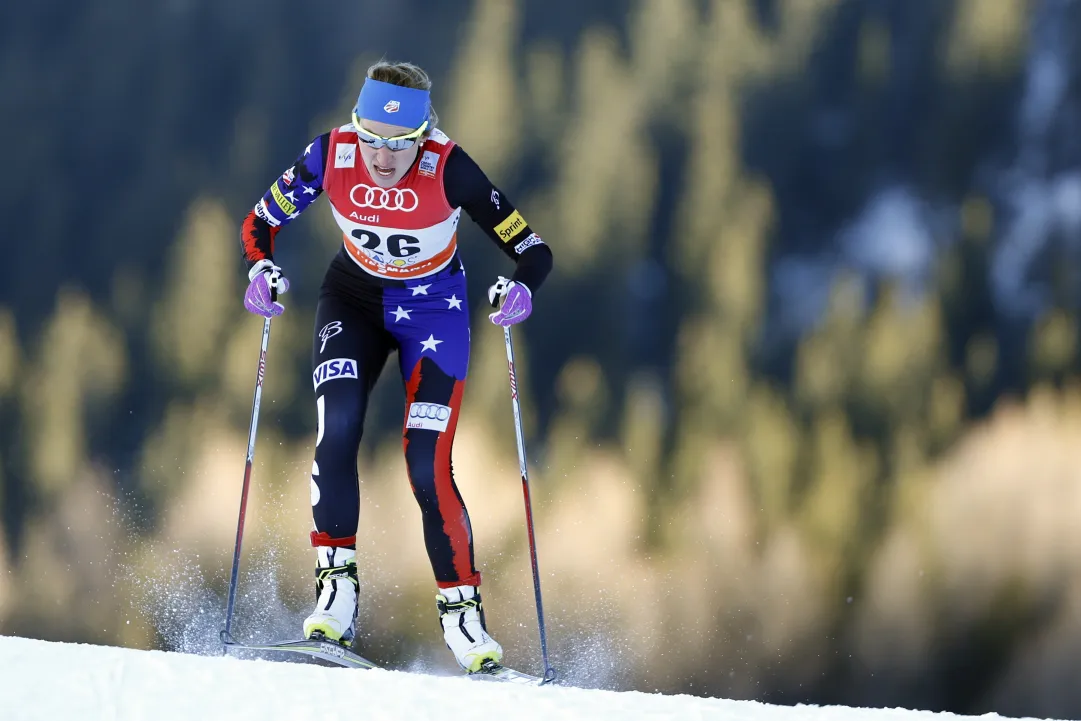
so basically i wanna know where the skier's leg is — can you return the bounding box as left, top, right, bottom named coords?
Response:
left=389, top=275, right=502, bottom=671
left=304, top=291, right=393, bottom=643
left=401, top=355, right=478, bottom=586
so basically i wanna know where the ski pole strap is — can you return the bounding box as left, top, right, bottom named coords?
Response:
left=310, top=531, right=357, bottom=547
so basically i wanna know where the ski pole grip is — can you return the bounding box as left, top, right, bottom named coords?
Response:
left=488, top=276, right=511, bottom=308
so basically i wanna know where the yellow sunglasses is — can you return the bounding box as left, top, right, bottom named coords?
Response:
left=352, top=112, right=429, bottom=151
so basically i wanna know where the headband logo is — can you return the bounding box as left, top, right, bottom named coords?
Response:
left=384, top=100, right=400, bottom=113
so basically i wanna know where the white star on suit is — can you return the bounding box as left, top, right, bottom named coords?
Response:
left=411, top=284, right=431, bottom=296
left=446, top=295, right=462, bottom=310
left=420, top=335, right=443, bottom=352
left=285, top=190, right=297, bottom=202
left=302, top=186, right=318, bottom=195
left=305, top=142, right=314, bottom=155
left=391, top=306, right=411, bottom=322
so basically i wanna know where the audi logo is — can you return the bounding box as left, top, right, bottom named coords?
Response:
left=349, top=184, right=419, bottom=212
left=409, top=403, right=451, bottom=421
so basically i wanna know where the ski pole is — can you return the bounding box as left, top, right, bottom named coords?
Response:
left=490, top=278, right=557, bottom=684
left=221, top=299, right=275, bottom=651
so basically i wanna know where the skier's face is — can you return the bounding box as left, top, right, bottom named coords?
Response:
left=356, top=119, right=423, bottom=188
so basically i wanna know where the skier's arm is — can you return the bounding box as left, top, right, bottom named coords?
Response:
left=442, top=145, right=553, bottom=294
left=239, top=133, right=331, bottom=273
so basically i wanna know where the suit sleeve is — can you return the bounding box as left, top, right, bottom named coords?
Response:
left=442, top=145, right=553, bottom=294
left=239, top=133, right=331, bottom=272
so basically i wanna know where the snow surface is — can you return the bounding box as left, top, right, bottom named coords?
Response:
left=0, top=635, right=1055, bottom=721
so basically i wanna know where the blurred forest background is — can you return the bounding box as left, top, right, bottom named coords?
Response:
left=4, top=0, right=1081, bottom=717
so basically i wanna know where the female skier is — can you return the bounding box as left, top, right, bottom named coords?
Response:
left=238, top=60, right=553, bottom=673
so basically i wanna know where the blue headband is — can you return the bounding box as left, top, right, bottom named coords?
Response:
left=355, top=78, right=430, bottom=129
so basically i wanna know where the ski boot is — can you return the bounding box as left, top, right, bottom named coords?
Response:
left=303, top=547, right=358, bottom=645
left=436, top=584, right=503, bottom=672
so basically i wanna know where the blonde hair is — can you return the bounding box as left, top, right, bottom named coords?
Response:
left=366, top=60, right=439, bottom=134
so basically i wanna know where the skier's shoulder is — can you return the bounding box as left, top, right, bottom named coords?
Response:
left=426, top=127, right=453, bottom=147
left=332, top=123, right=357, bottom=140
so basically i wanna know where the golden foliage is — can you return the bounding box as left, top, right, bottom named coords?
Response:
left=151, top=197, right=240, bottom=386
left=946, top=0, right=1031, bottom=76
left=0, top=308, right=19, bottom=398
left=21, top=289, right=126, bottom=496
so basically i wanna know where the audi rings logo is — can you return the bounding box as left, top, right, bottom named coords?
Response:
left=411, top=403, right=451, bottom=421
left=406, top=402, right=452, bottom=432
left=350, top=184, right=419, bottom=212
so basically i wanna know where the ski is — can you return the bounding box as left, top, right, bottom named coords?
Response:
left=221, top=632, right=380, bottom=670
left=220, top=631, right=552, bottom=685
left=468, top=659, right=550, bottom=686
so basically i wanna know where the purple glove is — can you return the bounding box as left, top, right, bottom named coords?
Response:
left=244, top=259, right=290, bottom=317
left=487, top=277, right=532, bottom=327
